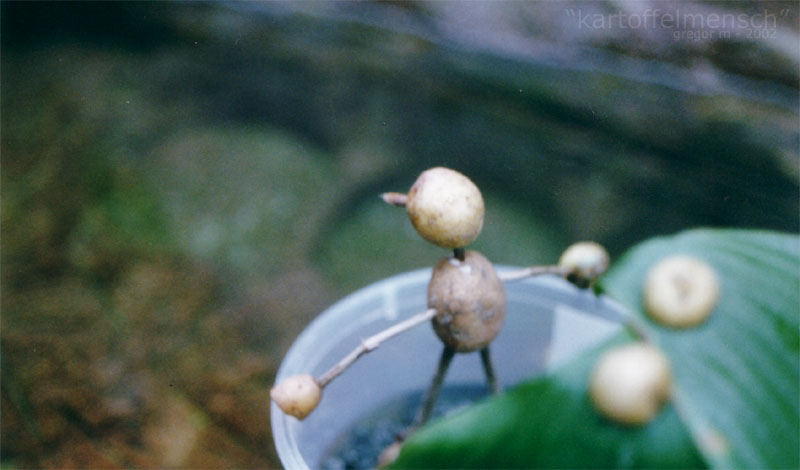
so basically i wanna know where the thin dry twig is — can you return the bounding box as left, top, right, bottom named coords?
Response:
left=412, top=346, right=455, bottom=427
left=380, top=192, right=408, bottom=207
left=499, top=265, right=569, bottom=282
left=316, top=308, right=437, bottom=388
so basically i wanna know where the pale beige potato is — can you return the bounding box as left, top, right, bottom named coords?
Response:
left=644, top=255, right=720, bottom=328
left=406, top=167, right=484, bottom=249
left=590, top=343, right=672, bottom=425
left=377, top=441, right=403, bottom=469
left=428, top=250, right=506, bottom=352
left=559, top=241, right=610, bottom=287
left=270, top=374, right=322, bottom=420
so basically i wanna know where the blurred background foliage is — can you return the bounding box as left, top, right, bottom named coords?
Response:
left=1, top=1, right=797, bottom=468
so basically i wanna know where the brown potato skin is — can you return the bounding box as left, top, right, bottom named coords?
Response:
left=427, top=250, right=507, bottom=352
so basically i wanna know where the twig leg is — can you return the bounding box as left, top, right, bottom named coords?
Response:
left=412, top=346, right=455, bottom=428
left=480, top=347, right=502, bottom=394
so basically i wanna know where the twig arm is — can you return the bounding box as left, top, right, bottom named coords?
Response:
left=316, top=308, right=437, bottom=388
left=499, top=265, right=569, bottom=282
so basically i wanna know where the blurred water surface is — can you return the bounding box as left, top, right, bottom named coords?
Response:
left=1, top=1, right=797, bottom=468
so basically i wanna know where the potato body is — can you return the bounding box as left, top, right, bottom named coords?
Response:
left=427, top=250, right=506, bottom=352
left=406, top=167, right=484, bottom=249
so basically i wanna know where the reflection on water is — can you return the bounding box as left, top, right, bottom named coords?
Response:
left=1, top=1, right=797, bottom=468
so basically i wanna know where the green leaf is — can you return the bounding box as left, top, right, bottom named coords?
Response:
left=598, top=229, right=800, bottom=468
left=393, top=229, right=799, bottom=469
left=393, top=331, right=705, bottom=469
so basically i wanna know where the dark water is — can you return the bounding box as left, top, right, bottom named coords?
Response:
left=322, top=385, right=489, bottom=470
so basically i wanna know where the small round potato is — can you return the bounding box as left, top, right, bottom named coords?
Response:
left=590, top=343, right=672, bottom=425
left=644, top=255, right=720, bottom=328
left=428, top=250, right=506, bottom=352
left=559, top=241, right=610, bottom=288
left=406, top=167, right=484, bottom=249
left=270, top=374, right=322, bottom=420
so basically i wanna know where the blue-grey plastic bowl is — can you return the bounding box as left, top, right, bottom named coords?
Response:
left=271, top=267, right=626, bottom=469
